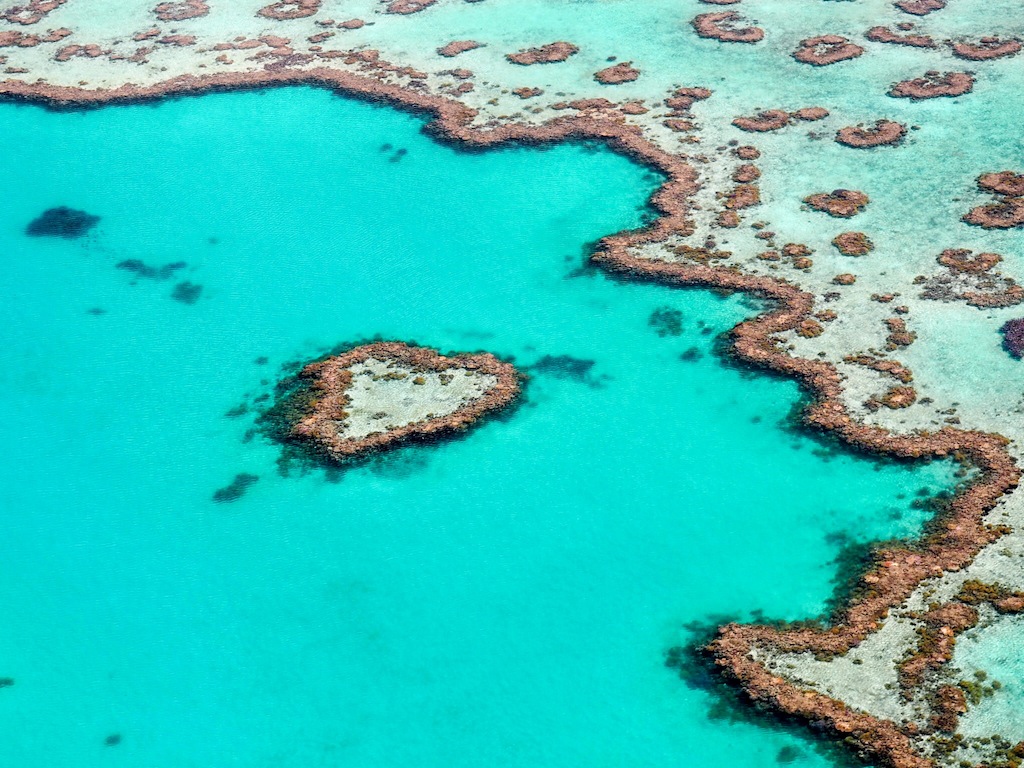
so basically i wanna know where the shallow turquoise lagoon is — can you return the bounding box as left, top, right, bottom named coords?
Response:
left=0, top=88, right=955, bottom=767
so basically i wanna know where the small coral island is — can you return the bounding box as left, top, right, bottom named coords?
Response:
left=264, top=342, right=521, bottom=463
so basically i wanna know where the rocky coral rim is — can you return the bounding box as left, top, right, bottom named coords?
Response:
left=1, top=63, right=1019, bottom=768
left=289, top=341, right=520, bottom=460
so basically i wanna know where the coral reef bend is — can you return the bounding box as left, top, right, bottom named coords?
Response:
left=4, top=3, right=1024, bottom=766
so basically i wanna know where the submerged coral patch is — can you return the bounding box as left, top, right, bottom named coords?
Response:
left=25, top=206, right=99, bottom=239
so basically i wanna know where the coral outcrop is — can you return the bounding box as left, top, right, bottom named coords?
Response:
left=277, top=342, right=520, bottom=462
left=804, top=190, right=870, bottom=218
left=792, top=35, right=864, bottom=65
left=832, top=232, right=874, bottom=255
left=836, top=120, right=906, bottom=148
left=964, top=171, right=1024, bottom=229
left=594, top=61, right=639, bottom=84
left=890, top=71, right=974, bottom=99
left=506, top=41, right=578, bottom=65
left=691, top=12, right=764, bottom=43
left=951, top=37, right=1022, bottom=61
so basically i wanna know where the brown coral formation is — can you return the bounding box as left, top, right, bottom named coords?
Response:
left=1002, top=318, right=1024, bottom=359
left=257, top=0, right=319, bottom=20
left=506, top=41, right=578, bottom=65
left=732, top=164, right=760, bottom=183
left=732, top=109, right=789, bottom=132
left=890, top=71, right=974, bottom=100
left=153, top=0, right=208, bottom=21
left=885, top=317, right=916, bottom=348
left=844, top=354, right=914, bottom=383
left=437, top=40, right=482, bottom=57
left=791, top=106, right=829, bottom=121
left=384, top=0, right=437, bottom=14
left=919, top=251, right=1024, bottom=309
left=898, top=602, right=978, bottom=690
left=978, top=170, right=1024, bottom=197
left=724, top=184, right=760, bottom=210
left=286, top=342, right=520, bottom=461
left=937, top=248, right=1001, bottom=274
left=866, top=26, right=936, bottom=48
left=836, top=120, right=907, bottom=148
left=895, top=0, right=946, bottom=15
left=804, top=190, right=870, bottom=218
left=0, top=26, right=69, bottom=46
left=951, top=37, right=1022, bottom=61
left=691, top=12, right=764, bottom=44
left=964, top=171, right=1024, bottom=229
left=832, top=232, right=874, bottom=255
left=2, top=0, right=64, bottom=24
left=792, top=35, right=865, bottom=66
left=594, top=61, right=639, bottom=84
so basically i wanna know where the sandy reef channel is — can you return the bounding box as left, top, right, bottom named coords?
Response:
left=4, top=0, right=1024, bottom=766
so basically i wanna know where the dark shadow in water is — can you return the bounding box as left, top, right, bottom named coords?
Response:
left=171, top=281, right=203, bottom=304
left=649, top=306, right=684, bottom=337
left=116, top=259, right=187, bottom=281
left=525, top=354, right=608, bottom=388
left=212, top=473, right=260, bottom=503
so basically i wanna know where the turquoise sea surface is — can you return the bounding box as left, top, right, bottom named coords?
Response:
left=0, top=88, right=958, bottom=767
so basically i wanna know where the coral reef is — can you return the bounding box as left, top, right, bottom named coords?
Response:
left=506, top=41, right=578, bottom=65
left=951, top=37, right=1022, bottom=61
left=964, top=171, right=1024, bottom=229
left=836, top=120, right=907, bottom=148
left=594, top=61, right=639, bottom=84
left=282, top=342, right=520, bottom=461
left=691, top=12, right=764, bottom=44
left=804, top=190, right=870, bottom=218
left=890, top=71, right=974, bottom=99
left=895, top=0, right=946, bottom=15
left=732, top=109, right=790, bottom=132
left=153, top=0, right=209, bottom=21
left=832, top=232, right=874, bottom=255
left=792, top=35, right=864, bottom=65
left=384, top=0, right=437, bottom=14
left=2, top=0, right=65, bottom=25
left=258, top=1, right=320, bottom=21
left=437, top=40, right=482, bottom=57
left=1002, top=318, right=1024, bottom=359
left=866, top=26, right=936, bottom=48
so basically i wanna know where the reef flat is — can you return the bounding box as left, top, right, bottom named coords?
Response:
left=4, top=1, right=1024, bottom=766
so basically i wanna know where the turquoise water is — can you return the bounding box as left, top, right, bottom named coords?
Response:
left=0, top=88, right=956, bottom=767
left=954, top=614, right=1024, bottom=741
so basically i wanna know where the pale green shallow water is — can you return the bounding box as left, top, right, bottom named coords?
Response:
left=0, top=86, right=962, bottom=767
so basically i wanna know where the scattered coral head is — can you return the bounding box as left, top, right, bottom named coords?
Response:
left=732, top=109, right=790, bottom=132
left=506, top=41, right=578, bottom=65
left=836, top=120, right=907, bottom=148
left=804, top=189, right=870, bottom=218
left=952, top=37, right=1022, bottom=61
left=792, top=35, right=864, bottom=65
left=691, top=11, right=765, bottom=44
left=833, top=232, right=874, bottom=256
left=594, top=61, right=640, bottom=84
left=153, top=0, right=208, bottom=21
left=938, top=248, right=1002, bottom=273
left=890, top=71, right=974, bottom=99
